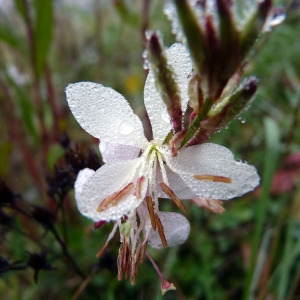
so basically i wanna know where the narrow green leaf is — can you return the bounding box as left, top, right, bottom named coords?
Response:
left=3, top=70, right=39, bottom=143
left=243, top=117, right=281, bottom=300
left=0, top=21, right=27, bottom=52
left=33, top=0, right=53, bottom=77
left=240, top=0, right=271, bottom=58
left=13, top=0, right=27, bottom=20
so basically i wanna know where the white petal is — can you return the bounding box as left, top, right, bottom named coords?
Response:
left=75, top=159, right=146, bottom=222
left=99, top=141, right=140, bottom=163
left=167, top=43, right=192, bottom=113
left=157, top=165, right=196, bottom=200
left=144, top=43, right=192, bottom=142
left=66, top=82, right=148, bottom=149
left=74, top=168, right=95, bottom=215
left=148, top=212, right=190, bottom=249
left=166, top=143, right=260, bottom=200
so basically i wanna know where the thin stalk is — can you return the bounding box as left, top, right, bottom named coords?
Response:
left=181, top=97, right=213, bottom=147
left=22, top=0, right=49, bottom=169
left=243, top=118, right=280, bottom=299
left=50, top=225, right=86, bottom=279
left=44, top=64, right=60, bottom=143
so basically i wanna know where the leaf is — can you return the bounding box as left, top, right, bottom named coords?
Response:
left=13, top=0, right=27, bottom=20
left=0, top=21, right=27, bottom=52
left=33, top=0, right=53, bottom=77
left=2, top=69, right=39, bottom=143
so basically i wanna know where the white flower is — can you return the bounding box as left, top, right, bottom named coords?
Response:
left=66, top=43, right=259, bottom=251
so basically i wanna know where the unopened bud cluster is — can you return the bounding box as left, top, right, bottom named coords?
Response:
left=145, top=0, right=284, bottom=152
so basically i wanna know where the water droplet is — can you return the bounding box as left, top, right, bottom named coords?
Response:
left=119, top=121, right=134, bottom=135
left=238, top=116, right=246, bottom=124
left=142, top=49, right=149, bottom=70
left=269, top=8, right=285, bottom=27
left=264, top=7, right=285, bottom=32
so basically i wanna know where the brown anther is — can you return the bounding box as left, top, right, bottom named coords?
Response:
left=96, top=241, right=108, bottom=259
left=159, top=182, right=186, bottom=212
left=140, top=241, right=148, bottom=263
left=135, top=242, right=142, bottom=263
left=193, top=174, right=232, bottom=183
left=135, top=176, right=145, bottom=199
left=154, top=213, right=168, bottom=247
left=117, top=247, right=123, bottom=281
left=130, top=256, right=137, bottom=286
left=192, top=197, right=225, bottom=214
left=97, top=182, right=134, bottom=212
left=146, top=196, right=157, bottom=231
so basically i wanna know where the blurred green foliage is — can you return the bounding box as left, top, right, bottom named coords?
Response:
left=0, top=0, right=300, bottom=299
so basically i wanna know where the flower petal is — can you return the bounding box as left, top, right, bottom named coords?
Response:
left=74, top=168, right=96, bottom=216
left=166, top=143, right=260, bottom=200
left=157, top=165, right=196, bottom=200
left=148, top=212, right=190, bottom=249
left=144, top=43, right=192, bottom=143
left=75, top=159, right=146, bottom=222
left=99, top=141, right=140, bottom=163
left=66, top=82, right=148, bottom=149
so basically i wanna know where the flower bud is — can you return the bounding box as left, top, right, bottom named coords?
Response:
left=146, top=32, right=183, bottom=132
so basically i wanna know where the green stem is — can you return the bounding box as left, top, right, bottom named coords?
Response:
left=181, top=98, right=213, bottom=147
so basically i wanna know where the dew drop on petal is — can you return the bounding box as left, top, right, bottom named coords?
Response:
left=119, top=121, right=134, bottom=135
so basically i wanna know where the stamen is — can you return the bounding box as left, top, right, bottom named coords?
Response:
left=192, top=197, right=225, bottom=214
left=159, top=182, right=186, bottom=212
left=135, top=242, right=142, bottom=263
left=135, top=176, right=145, bottom=199
left=96, top=222, right=119, bottom=258
left=157, top=152, right=168, bottom=185
left=130, top=256, right=137, bottom=286
left=96, top=241, right=108, bottom=258
left=97, top=182, right=134, bottom=212
left=193, top=174, right=232, bottom=183
left=154, top=213, right=168, bottom=247
left=146, top=196, right=157, bottom=231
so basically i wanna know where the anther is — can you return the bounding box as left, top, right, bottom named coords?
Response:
left=160, top=182, right=186, bottom=212
left=193, top=174, right=232, bottom=183
left=97, top=182, right=134, bottom=212
left=146, top=196, right=156, bottom=231
left=154, top=213, right=168, bottom=247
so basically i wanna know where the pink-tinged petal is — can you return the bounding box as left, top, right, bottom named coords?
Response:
left=75, top=159, right=147, bottom=222
left=157, top=165, right=196, bottom=200
left=144, top=43, right=192, bottom=143
left=148, top=212, right=190, bottom=249
left=166, top=143, right=260, bottom=200
left=66, top=82, right=148, bottom=149
left=99, top=141, right=140, bottom=163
